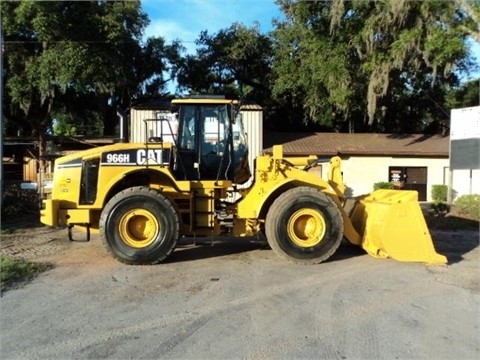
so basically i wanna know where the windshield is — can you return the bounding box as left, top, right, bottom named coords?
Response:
left=174, top=101, right=250, bottom=183
left=178, top=104, right=229, bottom=153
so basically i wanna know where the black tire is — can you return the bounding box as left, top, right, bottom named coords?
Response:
left=265, top=187, right=343, bottom=264
left=99, top=186, right=179, bottom=265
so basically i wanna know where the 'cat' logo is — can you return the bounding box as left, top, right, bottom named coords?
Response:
left=136, top=149, right=164, bottom=165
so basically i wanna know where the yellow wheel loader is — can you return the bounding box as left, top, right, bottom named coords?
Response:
left=40, top=97, right=446, bottom=265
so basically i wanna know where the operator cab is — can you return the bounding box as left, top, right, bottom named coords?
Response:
left=171, top=98, right=251, bottom=184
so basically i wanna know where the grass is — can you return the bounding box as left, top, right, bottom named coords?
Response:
left=1, top=208, right=53, bottom=294
left=0, top=256, right=53, bottom=294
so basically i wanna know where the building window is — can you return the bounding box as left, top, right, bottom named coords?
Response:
left=388, top=166, right=427, bottom=201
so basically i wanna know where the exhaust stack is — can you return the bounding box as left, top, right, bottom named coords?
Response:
left=117, top=108, right=128, bottom=143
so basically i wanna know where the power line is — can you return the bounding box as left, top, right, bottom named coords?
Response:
left=2, top=39, right=197, bottom=45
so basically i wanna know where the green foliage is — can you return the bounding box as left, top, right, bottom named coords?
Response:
left=445, top=78, right=480, bottom=109
left=2, top=0, right=182, bottom=141
left=454, top=194, right=480, bottom=220
left=177, top=22, right=273, bottom=102
left=0, top=256, right=53, bottom=292
left=430, top=202, right=450, bottom=216
left=431, top=185, right=448, bottom=203
left=1, top=194, right=39, bottom=218
left=271, top=0, right=473, bottom=132
left=272, top=1, right=358, bottom=129
left=373, top=182, right=394, bottom=190
left=454, top=0, right=480, bottom=43
left=1, top=197, right=34, bottom=218
left=2, top=0, right=478, bottom=139
left=52, top=110, right=104, bottom=137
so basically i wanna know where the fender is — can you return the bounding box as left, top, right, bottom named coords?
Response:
left=237, top=153, right=338, bottom=219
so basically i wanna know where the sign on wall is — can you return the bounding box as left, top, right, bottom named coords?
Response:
left=450, top=106, right=480, bottom=170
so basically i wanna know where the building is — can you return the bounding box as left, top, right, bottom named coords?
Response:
left=264, top=132, right=450, bottom=202
left=129, top=102, right=454, bottom=202
left=5, top=102, right=471, bottom=204
left=449, top=106, right=480, bottom=201
left=2, top=136, right=116, bottom=195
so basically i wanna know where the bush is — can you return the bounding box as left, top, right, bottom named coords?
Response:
left=1, top=183, right=39, bottom=219
left=453, top=194, right=480, bottom=220
left=431, top=184, right=448, bottom=203
left=373, top=182, right=394, bottom=190
left=430, top=202, right=450, bottom=215
left=1, top=195, right=38, bottom=218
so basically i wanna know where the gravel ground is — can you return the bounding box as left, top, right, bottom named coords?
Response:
left=0, top=216, right=479, bottom=359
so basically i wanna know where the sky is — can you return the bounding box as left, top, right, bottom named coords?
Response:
left=141, top=0, right=479, bottom=82
left=141, top=0, right=283, bottom=53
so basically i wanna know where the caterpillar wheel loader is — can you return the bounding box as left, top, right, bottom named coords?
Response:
left=40, top=97, right=447, bottom=265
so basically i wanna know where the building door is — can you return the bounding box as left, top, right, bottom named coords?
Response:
left=388, top=166, right=428, bottom=201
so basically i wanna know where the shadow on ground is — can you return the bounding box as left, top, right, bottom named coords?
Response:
left=167, top=238, right=270, bottom=263
left=425, top=213, right=479, bottom=231
left=167, top=237, right=366, bottom=264
left=1, top=212, right=44, bottom=233
left=425, top=212, right=479, bottom=264
left=2, top=210, right=477, bottom=266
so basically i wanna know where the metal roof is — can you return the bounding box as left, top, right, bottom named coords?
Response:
left=263, top=132, right=449, bottom=157
left=171, top=98, right=239, bottom=105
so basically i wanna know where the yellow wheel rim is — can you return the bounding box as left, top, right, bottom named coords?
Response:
left=287, top=209, right=326, bottom=248
left=119, top=209, right=159, bottom=248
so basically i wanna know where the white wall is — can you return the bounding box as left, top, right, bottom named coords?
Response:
left=449, top=106, right=480, bottom=199
left=451, top=169, right=480, bottom=199
left=130, top=109, right=176, bottom=143
left=338, top=156, right=449, bottom=202
left=240, top=108, right=263, bottom=177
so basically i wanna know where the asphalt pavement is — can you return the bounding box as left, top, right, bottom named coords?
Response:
left=1, top=228, right=479, bottom=359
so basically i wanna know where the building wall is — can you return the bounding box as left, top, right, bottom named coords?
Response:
left=240, top=107, right=263, bottom=186
left=449, top=106, right=480, bottom=200
left=338, top=156, right=449, bottom=202
left=451, top=169, right=480, bottom=199
left=23, top=156, right=38, bottom=182
left=128, top=108, right=462, bottom=202
left=130, top=109, right=175, bottom=143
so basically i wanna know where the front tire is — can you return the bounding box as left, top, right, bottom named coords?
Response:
left=265, top=187, right=343, bottom=264
left=100, top=187, right=179, bottom=264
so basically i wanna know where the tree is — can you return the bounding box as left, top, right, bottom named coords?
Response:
left=272, top=0, right=475, bottom=132
left=134, top=36, right=184, bottom=102
left=446, top=78, right=480, bottom=109
left=2, top=0, right=182, bottom=169
left=272, top=1, right=362, bottom=130
left=176, top=22, right=274, bottom=102
left=455, top=0, right=480, bottom=43
left=2, top=1, right=142, bottom=150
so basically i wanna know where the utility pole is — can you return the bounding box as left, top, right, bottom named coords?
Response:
left=0, top=11, right=4, bottom=210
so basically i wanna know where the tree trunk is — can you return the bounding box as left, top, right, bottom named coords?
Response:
left=38, top=132, right=46, bottom=199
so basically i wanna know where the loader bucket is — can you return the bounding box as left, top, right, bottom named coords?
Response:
left=349, top=189, right=447, bottom=265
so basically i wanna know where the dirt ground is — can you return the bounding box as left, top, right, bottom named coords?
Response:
left=0, top=212, right=479, bottom=359
left=1, top=210, right=478, bottom=265
left=0, top=211, right=478, bottom=299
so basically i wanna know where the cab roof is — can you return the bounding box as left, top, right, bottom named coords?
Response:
left=171, top=98, right=238, bottom=105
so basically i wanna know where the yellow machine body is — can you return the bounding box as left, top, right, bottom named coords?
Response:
left=40, top=97, right=446, bottom=266
left=350, top=190, right=447, bottom=264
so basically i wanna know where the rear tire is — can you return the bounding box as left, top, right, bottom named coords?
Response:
left=265, top=187, right=343, bottom=264
left=100, top=186, right=179, bottom=265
